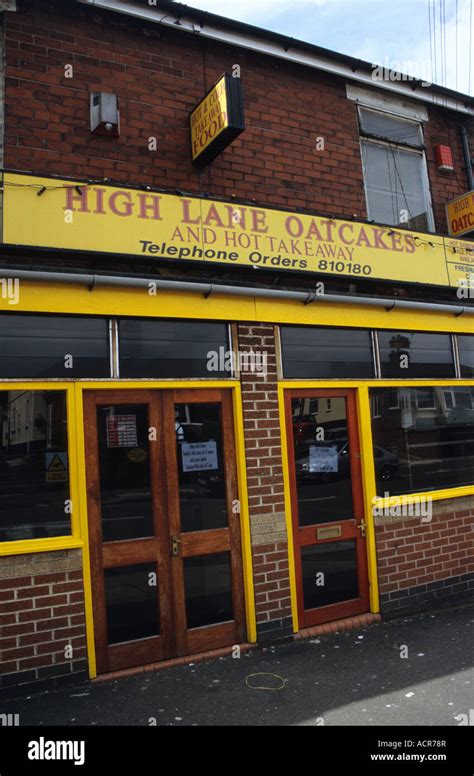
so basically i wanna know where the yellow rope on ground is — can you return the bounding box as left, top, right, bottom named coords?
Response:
left=245, top=673, right=288, bottom=691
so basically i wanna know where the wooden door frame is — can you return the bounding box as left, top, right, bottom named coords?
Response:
left=162, top=388, right=246, bottom=656
left=84, top=386, right=246, bottom=673
left=284, top=388, right=370, bottom=629
left=83, top=389, right=174, bottom=673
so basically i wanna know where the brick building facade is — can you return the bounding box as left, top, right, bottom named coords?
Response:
left=0, top=0, right=473, bottom=695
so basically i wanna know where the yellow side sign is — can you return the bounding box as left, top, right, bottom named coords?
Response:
left=190, top=75, right=228, bottom=161
left=190, top=73, right=244, bottom=165
left=3, top=172, right=473, bottom=289
left=446, top=191, right=474, bottom=238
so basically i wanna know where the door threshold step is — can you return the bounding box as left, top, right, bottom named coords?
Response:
left=295, top=612, right=381, bottom=640
left=93, top=642, right=256, bottom=683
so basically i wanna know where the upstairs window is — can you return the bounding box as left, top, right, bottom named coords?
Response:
left=359, top=107, right=434, bottom=233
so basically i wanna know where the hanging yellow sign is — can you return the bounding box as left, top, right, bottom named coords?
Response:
left=446, top=191, right=474, bottom=238
left=190, top=73, right=245, bottom=166
left=3, top=172, right=473, bottom=289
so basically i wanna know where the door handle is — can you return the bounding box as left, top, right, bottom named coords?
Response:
left=357, top=520, right=366, bottom=538
left=171, top=535, right=181, bottom=556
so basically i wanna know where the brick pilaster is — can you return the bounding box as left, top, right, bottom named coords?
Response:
left=237, top=323, right=293, bottom=642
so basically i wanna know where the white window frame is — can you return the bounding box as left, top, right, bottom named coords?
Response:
left=371, top=394, right=382, bottom=418
left=358, top=106, right=435, bottom=233
left=415, top=387, right=436, bottom=410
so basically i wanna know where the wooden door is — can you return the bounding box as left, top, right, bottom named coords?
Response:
left=84, top=390, right=173, bottom=673
left=285, top=389, right=370, bottom=629
left=84, top=388, right=245, bottom=674
left=163, top=389, right=246, bottom=656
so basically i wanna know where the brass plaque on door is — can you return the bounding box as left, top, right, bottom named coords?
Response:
left=317, top=525, right=342, bottom=540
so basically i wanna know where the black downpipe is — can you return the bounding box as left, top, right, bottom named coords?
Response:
left=461, top=119, right=474, bottom=190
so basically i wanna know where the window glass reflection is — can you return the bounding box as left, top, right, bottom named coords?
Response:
left=291, top=397, right=353, bottom=526
left=370, top=386, right=474, bottom=495
left=175, top=403, right=228, bottom=532
left=378, top=331, right=454, bottom=378
left=184, top=552, right=233, bottom=628
left=0, top=314, right=110, bottom=378
left=104, top=563, right=159, bottom=644
left=458, top=335, right=474, bottom=378
left=281, top=326, right=374, bottom=378
left=0, top=390, right=70, bottom=541
left=97, top=404, right=154, bottom=542
left=302, top=541, right=359, bottom=609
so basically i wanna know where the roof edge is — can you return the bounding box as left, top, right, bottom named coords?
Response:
left=75, top=0, right=474, bottom=115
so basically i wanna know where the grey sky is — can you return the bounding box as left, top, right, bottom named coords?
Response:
left=181, top=0, right=474, bottom=95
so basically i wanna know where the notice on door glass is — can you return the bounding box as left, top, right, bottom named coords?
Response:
left=45, top=451, right=68, bottom=482
left=106, top=415, right=138, bottom=448
left=309, top=445, right=338, bottom=473
left=181, top=441, right=218, bottom=472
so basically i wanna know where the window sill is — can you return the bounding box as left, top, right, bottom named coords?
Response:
left=0, top=536, right=83, bottom=558
left=373, top=483, right=474, bottom=510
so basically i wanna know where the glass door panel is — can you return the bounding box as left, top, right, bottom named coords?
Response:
left=286, top=390, right=370, bottom=628
left=175, top=402, right=228, bottom=532
left=163, top=390, right=245, bottom=657
left=96, top=404, right=154, bottom=542
left=84, top=390, right=173, bottom=673
left=292, top=397, right=353, bottom=526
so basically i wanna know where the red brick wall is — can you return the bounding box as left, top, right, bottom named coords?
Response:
left=4, top=0, right=469, bottom=232
left=0, top=550, right=87, bottom=692
left=237, top=323, right=293, bottom=640
left=425, top=107, right=471, bottom=233
left=375, top=496, right=474, bottom=614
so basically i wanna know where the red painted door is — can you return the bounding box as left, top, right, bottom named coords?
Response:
left=285, top=389, right=370, bottom=628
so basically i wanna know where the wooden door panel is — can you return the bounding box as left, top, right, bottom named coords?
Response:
left=186, top=621, right=238, bottom=655
left=84, top=391, right=174, bottom=674
left=108, top=636, right=166, bottom=672
left=285, top=389, right=370, bottom=630
left=163, top=389, right=245, bottom=657
left=102, top=538, right=159, bottom=567
left=181, top=528, right=230, bottom=556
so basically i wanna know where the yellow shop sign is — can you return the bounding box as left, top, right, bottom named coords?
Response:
left=3, top=173, right=473, bottom=289
left=190, top=73, right=245, bottom=166
left=446, top=191, right=474, bottom=238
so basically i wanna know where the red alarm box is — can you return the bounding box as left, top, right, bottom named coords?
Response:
left=435, top=144, right=454, bottom=172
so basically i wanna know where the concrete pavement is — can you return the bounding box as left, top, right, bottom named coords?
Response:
left=2, top=602, right=473, bottom=726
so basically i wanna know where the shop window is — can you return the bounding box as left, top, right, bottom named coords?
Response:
left=280, top=326, right=374, bottom=378
left=370, top=386, right=474, bottom=495
left=359, top=107, right=434, bottom=232
left=0, top=390, right=71, bottom=541
left=0, top=314, right=110, bottom=378
left=458, top=335, right=474, bottom=377
left=378, top=330, right=455, bottom=378
left=118, top=319, right=230, bottom=378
